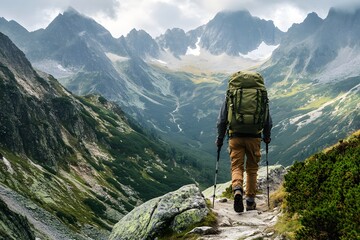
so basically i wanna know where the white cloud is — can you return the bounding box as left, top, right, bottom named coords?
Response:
left=254, top=4, right=309, bottom=31
left=94, top=0, right=210, bottom=37
left=0, top=0, right=119, bottom=31
left=1, top=0, right=359, bottom=38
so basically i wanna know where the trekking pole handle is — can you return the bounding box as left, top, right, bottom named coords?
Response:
left=266, top=142, right=269, bottom=154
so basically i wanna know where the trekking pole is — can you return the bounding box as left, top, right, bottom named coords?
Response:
left=266, top=142, right=270, bottom=209
left=212, top=147, right=221, bottom=208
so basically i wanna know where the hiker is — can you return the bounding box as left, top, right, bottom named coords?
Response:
left=216, top=71, right=272, bottom=212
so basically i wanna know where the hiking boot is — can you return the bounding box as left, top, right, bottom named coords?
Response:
left=233, top=190, right=244, bottom=213
left=246, top=200, right=257, bottom=211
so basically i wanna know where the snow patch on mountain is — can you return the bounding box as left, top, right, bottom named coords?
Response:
left=290, top=110, right=323, bottom=129
left=332, top=83, right=360, bottom=116
left=290, top=83, right=360, bottom=130
left=240, top=42, right=279, bottom=61
left=2, top=157, right=14, bottom=175
left=106, top=52, right=129, bottom=63
left=148, top=58, right=167, bottom=65
left=186, top=38, right=201, bottom=56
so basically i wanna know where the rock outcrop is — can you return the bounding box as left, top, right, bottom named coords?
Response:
left=109, top=184, right=209, bottom=240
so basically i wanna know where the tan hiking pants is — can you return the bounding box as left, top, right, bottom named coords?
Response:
left=229, top=137, right=261, bottom=198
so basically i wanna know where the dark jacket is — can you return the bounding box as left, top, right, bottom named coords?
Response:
left=216, top=95, right=272, bottom=140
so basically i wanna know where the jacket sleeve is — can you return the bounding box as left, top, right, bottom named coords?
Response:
left=263, top=110, right=273, bottom=139
left=216, top=95, right=228, bottom=140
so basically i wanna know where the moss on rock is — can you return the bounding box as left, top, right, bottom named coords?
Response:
left=109, top=184, right=210, bottom=240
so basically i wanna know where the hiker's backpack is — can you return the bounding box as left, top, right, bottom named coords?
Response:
left=226, top=71, right=269, bottom=135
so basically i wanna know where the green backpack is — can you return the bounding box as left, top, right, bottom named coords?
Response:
left=226, top=71, right=269, bottom=135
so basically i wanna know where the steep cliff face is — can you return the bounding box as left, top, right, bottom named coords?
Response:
left=0, top=32, right=73, bottom=168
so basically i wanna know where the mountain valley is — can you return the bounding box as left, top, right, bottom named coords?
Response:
left=0, top=32, right=208, bottom=238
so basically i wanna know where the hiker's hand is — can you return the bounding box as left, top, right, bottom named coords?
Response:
left=216, top=137, right=223, bottom=148
left=263, top=137, right=271, bottom=144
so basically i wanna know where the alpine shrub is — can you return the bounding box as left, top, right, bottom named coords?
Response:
left=284, top=133, right=360, bottom=240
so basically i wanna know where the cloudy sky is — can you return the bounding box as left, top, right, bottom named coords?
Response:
left=1, top=0, right=360, bottom=38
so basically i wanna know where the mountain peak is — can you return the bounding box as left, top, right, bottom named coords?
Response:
left=219, top=9, right=251, bottom=16
left=305, top=12, right=321, bottom=21
left=64, top=6, right=81, bottom=16
left=156, top=28, right=188, bottom=56
left=56, top=6, right=91, bottom=22
left=283, top=11, right=323, bottom=45
left=125, top=28, right=159, bottom=57
left=201, top=9, right=283, bottom=55
left=127, top=28, right=143, bottom=36
left=300, top=12, right=323, bottom=27
left=214, top=9, right=253, bottom=22
left=51, top=6, right=89, bottom=26
left=0, top=32, right=35, bottom=78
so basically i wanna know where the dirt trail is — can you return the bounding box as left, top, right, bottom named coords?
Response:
left=201, top=165, right=286, bottom=240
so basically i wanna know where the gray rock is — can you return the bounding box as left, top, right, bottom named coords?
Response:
left=187, top=226, right=218, bottom=235
left=218, top=216, right=232, bottom=227
left=257, top=165, right=287, bottom=193
left=0, top=198, right=36, bottom=240
left=109, top=184, right=209, bottom=240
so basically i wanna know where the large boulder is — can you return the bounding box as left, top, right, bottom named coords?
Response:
left=109, top=184, right=209, bottom=240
